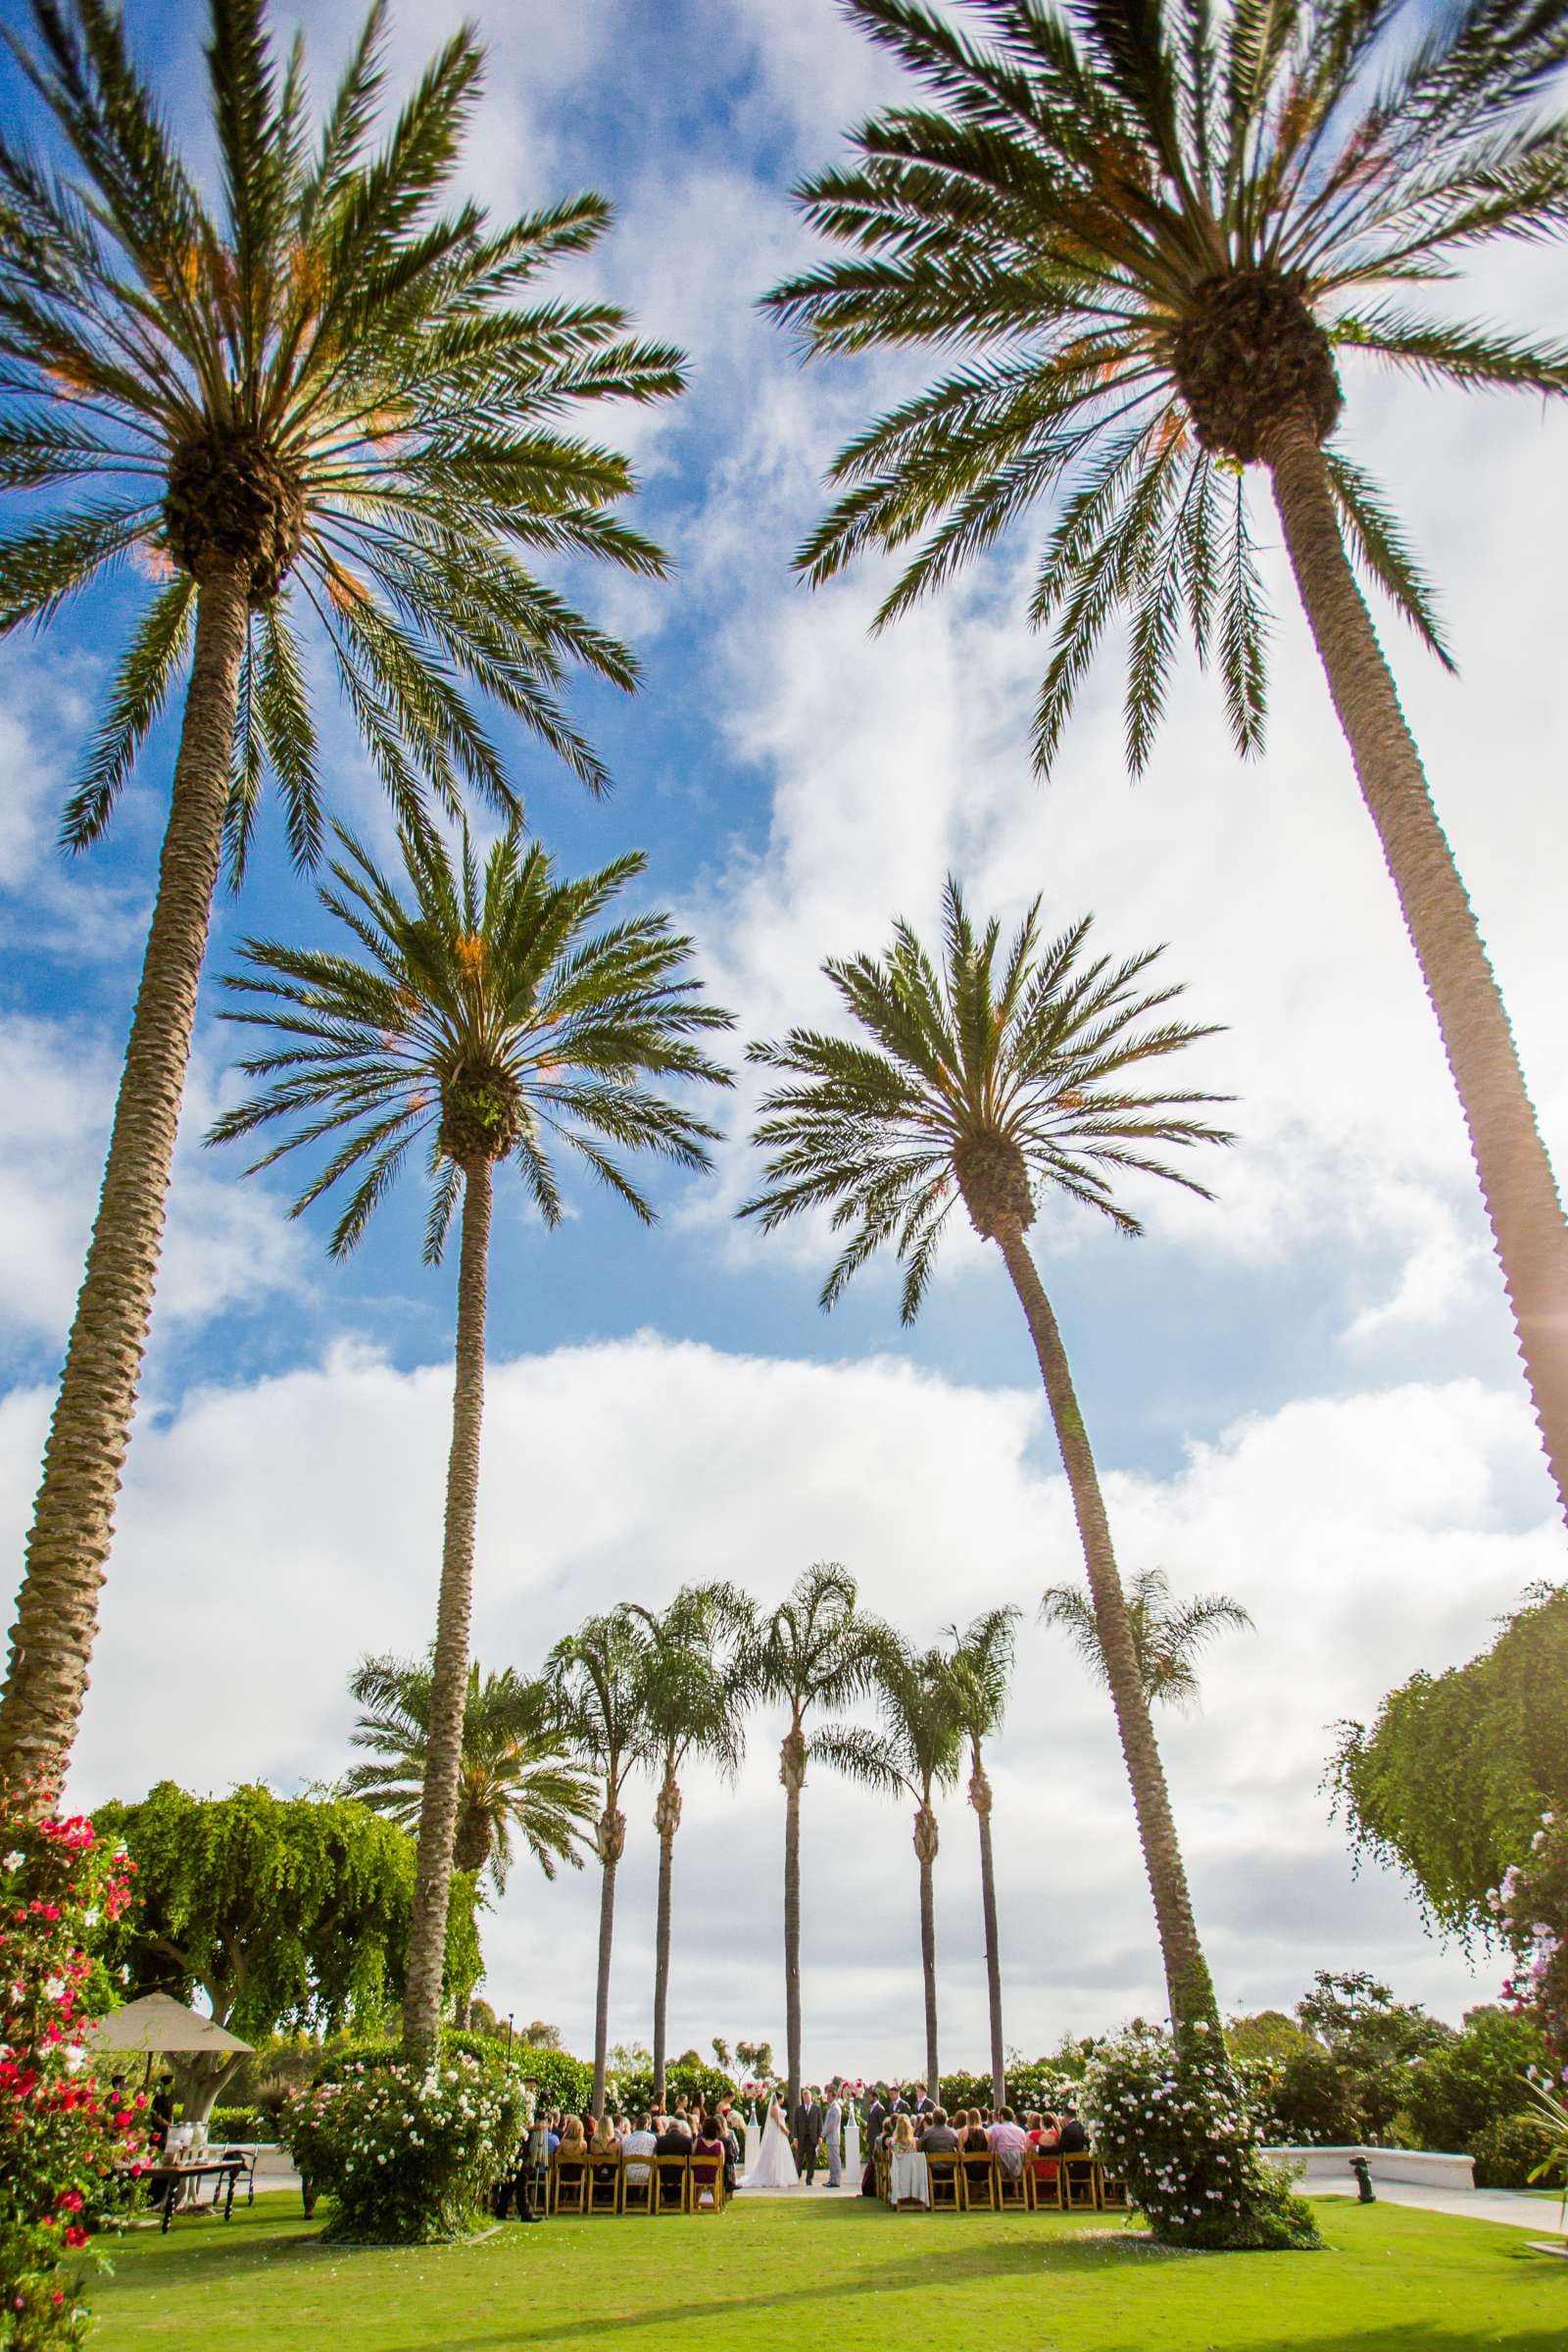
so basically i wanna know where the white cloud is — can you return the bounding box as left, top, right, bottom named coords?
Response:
left=7, top=1334, right=1550, bottom=2073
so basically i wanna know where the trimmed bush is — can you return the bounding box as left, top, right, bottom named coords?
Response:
left=1402, top=2007, right=1547, bottom=2154
left=281, top=2052, right=526, bottom=2243
left=1472, top=2108, right=1553, bottom=2189
left=612, top=2061, right=731, bottom=2118
left=1081, top=2023, right=1322, bottom=2252
left=206, top=2106, right=264, bottom=2142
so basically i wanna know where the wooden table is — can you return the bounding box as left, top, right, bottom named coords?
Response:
left=130, top=2157, right=246, bottom=2232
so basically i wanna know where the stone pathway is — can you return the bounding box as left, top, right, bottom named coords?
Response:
left=1311, top=2181, right=1561, bottom=2234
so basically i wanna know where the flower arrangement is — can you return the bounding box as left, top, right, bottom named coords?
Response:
left=280, top=2050, right=527, bottom=2243
left=1080, top=2022, right=1321, bottom=2252
left=0, top=1788, right=148, bottom=2349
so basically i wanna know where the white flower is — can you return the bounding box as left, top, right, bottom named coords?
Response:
left=3, top=1851, right=24, bottom=1873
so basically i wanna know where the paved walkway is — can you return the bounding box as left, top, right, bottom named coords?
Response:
left=1310, top=2181, right=1560, bottom=2233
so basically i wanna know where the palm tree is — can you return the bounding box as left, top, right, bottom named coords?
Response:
left=944, top=1606, right=1019, bottom=2109
left=763, top=0, right=1568, bottom=1530
left=817, top=1635, right=961, bottom=2097
left=208, top=822, right=731, bottom=2055
left=548, top=1609, right=657, bottom=2118
left=743, top=1565, right=882, bottom=2117
left=743, top=880, right=1232, bottom=2040
left=342, top=1651, right=597, bottom=1886
left=1041, top=1570, right=1253, bottom=1715
left=343, top=1652, right=596, bottom=2030
left=0, top=0, right=685, bottom=1799
left=626, top=1584, right=754, bottom=2106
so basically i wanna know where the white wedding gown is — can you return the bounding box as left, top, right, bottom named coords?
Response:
left=745, top=2101, right=798, bottom=2190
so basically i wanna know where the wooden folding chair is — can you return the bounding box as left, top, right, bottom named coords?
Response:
left=690, top=2157, right=725, bottom=2214
left=1025, top=2157, right=1062, bottom=2212
left=925, top=2153, right=962, bottom=2211
left=620, top=2162, right=655, bottom=2215
left=552, top=2159, right=588, bottom=2216
left=653, top=2155, right=690, bottom=2215
left=1097, top=2165, right=1131, bottom=2212
left=995, top=2158, right=1028, bottom=2210
left=1060, top=2154, right=1099, bottom=2212
left=587, top=2156, right=622, bottom=2215
left=961, top=2156, right=998, bottom=2212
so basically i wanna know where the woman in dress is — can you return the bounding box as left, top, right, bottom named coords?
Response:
left=745, top=2092, right=799, bottom=2190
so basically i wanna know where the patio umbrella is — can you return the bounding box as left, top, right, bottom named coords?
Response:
left=83, top=1991, right=252, bottom=2057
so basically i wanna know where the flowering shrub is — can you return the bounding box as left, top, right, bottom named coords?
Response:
left=1080, top=2023, right=1321, bottom=2251
left=280, top=2051, right=527, bottom=2242
left=1491, top=1812, right=1568, bottom=2052
left=0, top=1790, right=148, bottom=2349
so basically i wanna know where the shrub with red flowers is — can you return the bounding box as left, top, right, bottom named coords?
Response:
left=0, top=1787, right=147, bottom=2350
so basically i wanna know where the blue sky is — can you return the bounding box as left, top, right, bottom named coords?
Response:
left=2, top=0, right=1566, bottom=2072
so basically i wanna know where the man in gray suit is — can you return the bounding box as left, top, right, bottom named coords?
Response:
left=793, top=2088, right=823, bottom=2183
left=822, top=2086, right=844, bottom=2186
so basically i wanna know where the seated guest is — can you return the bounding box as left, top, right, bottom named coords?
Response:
left=891, top=2114, right=916, bottom=2153
left=692, top=2112, right=726, bottom=2203
left=556, top=2115, right=588, bottom=2189
left=1054, top=2107, right=1089, bottom=2155
left=622, top=2114, right=658, bottom=2189
left=588, top=2115, right=620, bottom=2184
left=988, top=2106, right=1027, bottom=2179
left=654, top=2115, right=691, bottom=2208
left=959, top=2110, right=991, bottom=2186
left=920, top=2107, right=960, bottom=2156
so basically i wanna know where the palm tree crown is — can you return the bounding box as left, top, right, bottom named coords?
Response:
left=1041, top=1567, right=1253, bottom=1711
left=629, top=1584, right=753, bottom=1788
left=2, top=0, right=684, bottom=849
left=764, top=0, right=1568, bottom=767
left=342, top=1651, right=596, bottom=1888
left=746, top=1565, right=883, bottom=1730
left=208, top=820, right=734, bottom=1249
left=817, top=1636, right=961, bottom=1813
left=743, top=875, right=1231, bottom=1316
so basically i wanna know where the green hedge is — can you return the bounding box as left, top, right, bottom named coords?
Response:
left=207, top=2106, right=265, bottom=2142
left=612, top=2061, right=733, bottom=2118
left=1472, top=2109, right=1552, bottom=2188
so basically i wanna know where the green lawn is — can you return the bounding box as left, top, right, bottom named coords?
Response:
left=87, top=2191, right=1565, bottom=2352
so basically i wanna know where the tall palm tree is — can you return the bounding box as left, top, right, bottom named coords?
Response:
left=209, top=822, right=731, bottom=2055
left=626, top=1583, right=754, bottom=2106
left=817, top=1634, right=961, bottom=2097
left=548, top=1609, right=657, bottom=2118
left=1041, top=1569, right=1253, bottom=1713
left=0, top=0, right=686, bottom=1799
left=763, top=0, right=1568, bottom=1530
left=944, top=1606, right=1019, bottom=2109
left=743, top=1565, right=882, bottom=2116
left=743, top=880, right=1233, bottom=2041
left=342, top=1651, right=597, bottom=1886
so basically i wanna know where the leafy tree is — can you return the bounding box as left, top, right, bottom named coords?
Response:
left=742, top=1565, right=883, bottom=2114
left=211, top=823, right=730, bottom=2056
left=93, top=1782, right=480, bottom=2121
left=625, top=1583, right=753, bottom=2103
left=764, top=0, right=1568, bottom=1529
left=1225, top=2010, right=1317, bottom=2069
left=743, top=882, right=1231, bottom=2039
left=548, top=1611, right=657, bottom=2118
left=1332, top=1583, right=1568, bottom=1936
left=343, top=1653, right=596, bottom=1888
left=735, top=2037, right=775, bottom=2084
left=1295, top=1969, right=1453, bottom=2143
left=1041, top=1568, right=1253, bottom=1709
left=816, top=1633, right=961, bottom=2097
left=1403, top=2006, right=1548, bottom=2155
left=711, top=2037, right=732, bottom=2070
left=0, top=0, right=686, bottom=1800
left=518, top=2020, right=563, bottom=2052
left=944, top=1606, right=1019, bottom=2108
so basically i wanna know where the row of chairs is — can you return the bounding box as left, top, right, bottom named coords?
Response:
left=544, top=2152, right=726, bottom=2217
left=879, top=2149, right=1130, bottom=2214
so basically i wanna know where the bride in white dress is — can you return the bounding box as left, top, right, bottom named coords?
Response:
left=744, top=2096, right=798, bottom=2190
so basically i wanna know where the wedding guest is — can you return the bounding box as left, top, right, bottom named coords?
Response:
left=865, top=2088, right=889, bottom=2145
left=989, top=2106, right=1027, bottom=2179
left=959, top=2109, right=991, bottom=2192
left=656, top=2115, right=693, bottom=2157
left=623, top=2115, right=658, bottom=2192
left=911, top=2082, right=935, bottom=2118
left=1055, top=2107, right=1089, bottom=2154
left=920, top=2108, right=959, bottom=2155
left=891, top=2113, right=916, bottom=2152
left=692, top=2112, right=727, bottom=2205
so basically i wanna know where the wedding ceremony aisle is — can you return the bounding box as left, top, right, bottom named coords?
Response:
left=85, top=2193, right=1559, bottom=2352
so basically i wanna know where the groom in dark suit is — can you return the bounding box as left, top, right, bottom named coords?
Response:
left=794, top=2088, right=823, bottom=2183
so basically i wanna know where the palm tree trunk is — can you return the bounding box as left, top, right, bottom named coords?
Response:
left=970, top=1754, right=1005, bottom=2111
left=401, top=1158, right=493, bottom=2058
left=651, top=1762, right=681, bottom=2107
left=1264, top=406, right=1568, bottom=1529
left=781, top=1721, right=807, bottom=2122
left=0, top=561, right=251, bottom=1803
left=913, top=1801, right=940, bottom=2099
left=994, top=1222, right=1221, bottom=2042
left=591, top=1791, right=625, bottom=2121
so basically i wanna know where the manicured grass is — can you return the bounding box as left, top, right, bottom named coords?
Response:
left=87, top=2190, right=1564, bottom=2351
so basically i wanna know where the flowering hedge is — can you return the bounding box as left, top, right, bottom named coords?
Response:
left=0, top=1793, right=148, bottom=2349
left=280, top=2051, right=527, bottom=2242
left=1080, top=2023, right=1321, bottom=2252
left=1491, top=1811, right=1568, bottom=2054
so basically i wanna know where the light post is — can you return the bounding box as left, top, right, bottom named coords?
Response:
left=506, top=2013, right=514, bottom=2056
